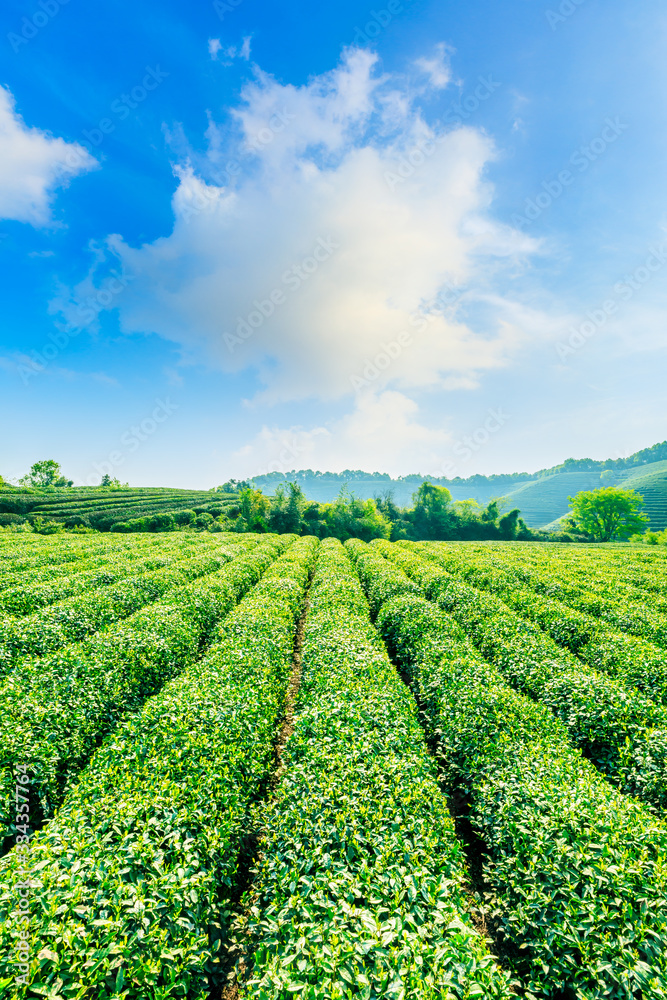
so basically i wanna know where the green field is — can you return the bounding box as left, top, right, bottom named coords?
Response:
left=1, top=532, right=666, bottom=998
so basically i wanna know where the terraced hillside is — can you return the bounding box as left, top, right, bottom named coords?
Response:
left=0, top=486, right=236, bottom=531
left=620, top=461, right=667, bottom=529
left=498, top=470, right=606, bottom=527
left=533, top=461, right=667, bottom=531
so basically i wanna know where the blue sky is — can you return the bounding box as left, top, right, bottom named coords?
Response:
left=1, top=0, right=665, bottom=487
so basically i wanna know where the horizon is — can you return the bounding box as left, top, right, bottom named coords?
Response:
left=5, top=435, right=666, bottom=491
left=1, top=0, right=666, bottom=487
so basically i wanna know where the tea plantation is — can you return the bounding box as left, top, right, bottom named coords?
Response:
left=0, top=532, right=666, bottom=998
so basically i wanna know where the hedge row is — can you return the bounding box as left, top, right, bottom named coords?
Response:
left=0, top=544, right=234, bottom=673
left=0, top=537, right=191, bottom=615
left=374, top=542, right=667, bottom=811
left=344, top=542, right=667, bottom=998
left=0, top=537, right=316, bottom=998
left=474, top=542, right=667, bottom=603
left=0, top=536, right=290, bottom=846
left=0, top=534, right=222, bottom=593
left=237, top=538, right=512, bottom=1000
left=426, top=544, right=667, bottom=648
left=0, top=536, right=125, bottom=582
left=420, top=544, right=667, bottom=706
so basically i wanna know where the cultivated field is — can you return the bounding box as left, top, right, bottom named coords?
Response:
left=1, top=533, right=666, bottom=998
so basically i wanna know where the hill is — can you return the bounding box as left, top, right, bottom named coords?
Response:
left=0, top=486, right=236, bottom=531
left=250, top=441, right=667, bottom=529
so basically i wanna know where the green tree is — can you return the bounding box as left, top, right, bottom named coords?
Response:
left=19, top=460, right=73, bottom=488
left=269, top=482, right=306, bottom=534
left=238, top=487, right=271, bottom=532
left=410, top=482, right=457, bottom=540
left=324, top=487, right=391, bottom=542
left=498, top=507, right=521, bottom=540
left=568, top=487, right=649, bottom=542
left=99, top=474, right=127, bottom=488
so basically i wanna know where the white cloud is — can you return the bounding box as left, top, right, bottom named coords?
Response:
left=60, top=48, right=543, bottom=407
left=232, top=391, right=453, bottom=478
left=0, top=86, right=97, bottom=226
left=210, top=35, right=252, bottom=63
left=414, top=43, right=452, bottom=90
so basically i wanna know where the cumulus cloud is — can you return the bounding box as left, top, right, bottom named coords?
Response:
left=0, top=86, right=97, bottom=226
left=55, top=46, right=541, bottom=403
left=232, top=391, right=453, bottom=478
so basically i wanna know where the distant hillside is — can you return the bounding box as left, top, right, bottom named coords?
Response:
left=251, top=440, right=667, bottom=529
left=509, top=460, right=667, bottom=531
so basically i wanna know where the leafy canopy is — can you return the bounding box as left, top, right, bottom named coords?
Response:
left=19, top=459, right=73, bottom=488
left=568, top=486, right=649, bottom=541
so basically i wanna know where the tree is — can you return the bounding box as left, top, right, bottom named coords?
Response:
left=498, top=508, right=521, bottom=540
left=568, top=487, right=649, bottom=542
left=410, top=482, right=457, bottom=540
left=269, top=482, right=306, bottom=534
left=19, top=460, right=73, bottom=488
left=99, top=474, right=127, bottom=489
left=238, top=487, right=271, bottom=532
left=324, top=487, right=391, bottom=542
left=212, top=479, right=252, bottom=494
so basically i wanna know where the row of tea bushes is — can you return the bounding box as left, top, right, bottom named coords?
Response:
left=373, top=542, right=667, bottom=812
left=0, top=546, right=235, bottom=671
left=0, top=533, right=209, bottom=615
left=0, top=536, right=291, bottom=845
left=345, top=542, right=667, bottom=998
left=0, top=538, right=316, bottom=998
left=419, top=544, right=667, bottom=705
left=237, top=539, right=512, bottom=999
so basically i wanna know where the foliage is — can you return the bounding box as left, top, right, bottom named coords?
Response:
left=98, top=473, right=128, bottom=488
left=0, top=537, right=286, bottom=843
left=18, top=459, right=73, bottom=488
left=389, top=542, right=667, bottom=810
left=29, top=516, right=65, bottom=535
left=239, top=539, right=512, bottom=998
left=269, top=481, right=307, bottom=534
left=0, top=538, right=311, bottom=998
left=568, top=486, right=649, bottom=541
left=212, top=478, right=252, bottom=494
left=346, top=542, right=667, bottom=997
